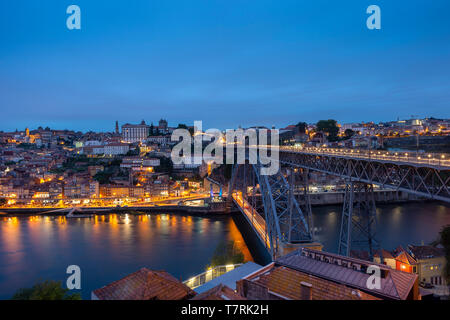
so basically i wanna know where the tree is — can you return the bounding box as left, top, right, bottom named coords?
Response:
left=295, top=122, right=307, bottom=134
left=149, top=123, right=154, bottom=136
left=93, top=171, right=113, bottom=184
left=223, top=164, right=233, bottom=180
left=126, top=148, right=140, bottom=156
left=178, top=123, right=194, bottom=136
left=344, top=129, right=355, bottom=140
left=439, top=225, right=450, bottom=283
left=155, top=157, right=173, bottom=175
left=12, top=280, right=81, bottom=300
left=316, top=119, right=339, bottom=142
left=209, top=240, right=245, bottom=267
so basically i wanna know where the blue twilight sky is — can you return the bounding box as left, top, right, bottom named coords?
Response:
left=1, top=0, right=450, bottom=132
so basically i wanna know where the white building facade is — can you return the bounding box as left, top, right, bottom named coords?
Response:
left=122, top=121, right=150, bottom=143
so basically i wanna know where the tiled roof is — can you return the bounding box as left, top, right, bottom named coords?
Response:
left=350, top=250, right=370, bottom=261
left=191, top=284, right=246, bottom=300
left=351, top=249, right=395, bottom=261
left=395, top=251, right=417, bottom=265
left=393, top=245, right=405, bottom=256
left=276, top=248, right=418, bottom=300
left=247, top=265, right=379, bottom=300
left=374, top=249, right=395, bottom=260
left=408, top=245, right=445, bottom=259
left=106, top=143, right=128, bottom=147
left=93, top=268, right=196, bottom=300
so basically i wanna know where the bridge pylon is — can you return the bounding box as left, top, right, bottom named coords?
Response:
left=229, top=160, right=318, bottom=260
left=338, top=181, right=381, bottom=261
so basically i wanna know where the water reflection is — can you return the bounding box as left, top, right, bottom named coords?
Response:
left=1, top=202, right=448, bottom=300
left=0, top=213, right=253, bottom=299
left=312, top=202, right=450, bottom=253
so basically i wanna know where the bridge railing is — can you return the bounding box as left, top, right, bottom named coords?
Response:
left=231, top=192, right=270, bottom=249
left=183, top=263, right=243, bottom=289
left=278, top=146, right=450, bottom=169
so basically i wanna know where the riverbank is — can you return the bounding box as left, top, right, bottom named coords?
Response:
left=0, top=191, right=431, bottom=217
left=307, top=190, right=425, bottom=206
left=0, top=201, right=230, bottom=217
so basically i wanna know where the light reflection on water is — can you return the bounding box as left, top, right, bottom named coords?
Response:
left=0, top=202, right=449, bottom=299
left=312, top=202, right=450, bottom=253
left=0, top=213, right=253, bottom=300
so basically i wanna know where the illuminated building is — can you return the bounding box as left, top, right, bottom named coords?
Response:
left=122, top=120, right=150, bottom=143
left=408, top=244, right=447, bottom=287
left=104, top=143, right=130, bottom=156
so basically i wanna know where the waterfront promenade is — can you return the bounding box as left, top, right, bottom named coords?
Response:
left=0, top=194, right=230, bottom=216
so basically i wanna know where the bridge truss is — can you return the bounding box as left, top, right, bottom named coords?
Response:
left=228, top=147, right=449, bottom=261
left=278, top=148, right=450, bottom=259
left=228, top=161, right=313, bottom=259
left=338, top=181, right=380, bottom=261
left=279, top=149, right=450, bottom=203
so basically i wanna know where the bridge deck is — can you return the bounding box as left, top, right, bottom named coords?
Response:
left=279, top=146, right=450, bottom=170
left=231, top=193, right=270, bottom=249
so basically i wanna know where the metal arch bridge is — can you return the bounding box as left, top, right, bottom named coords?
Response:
left=228, top=146, right=450, bottom=261
left=277, top=146, right=450, bottom=203
left=228, top=160, right=316, bottom=260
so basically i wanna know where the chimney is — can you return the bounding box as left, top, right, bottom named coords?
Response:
left=300, top=281, right=312, bottom=300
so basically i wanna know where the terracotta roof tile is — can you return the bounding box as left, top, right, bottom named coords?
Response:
left=276, top=248, right=418, bottom=300
left=395, top=251, right=417, bottom=265
left=408, top=245, right=445, bottom=259
left=93, top=268, right=196, bottom=300
left=247, top=265, right=379, bottom=300
left=374, top=249, right=395, bottom=260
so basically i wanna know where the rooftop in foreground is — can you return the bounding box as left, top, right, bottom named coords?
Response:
left=92, top=268, right=196, bottom=300
left=275, top=248, right=419, bottom=300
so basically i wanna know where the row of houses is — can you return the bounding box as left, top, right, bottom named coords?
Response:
left=372, top=245, right=447, bottom=290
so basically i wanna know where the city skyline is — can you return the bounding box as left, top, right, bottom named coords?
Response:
left=1, top=114, right=449, bottom=134
left=1, top=0, right=450, bottom=132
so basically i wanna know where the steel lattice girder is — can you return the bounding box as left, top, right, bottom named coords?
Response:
left=229, top=162, right=313, bottom=258
left=338, top=182, right=380, bottom=260
left=279, top=151, right=450, bottom=202
left=257, top=166, right=312, bottom=243
left=338, top=183, right=353, bottom=257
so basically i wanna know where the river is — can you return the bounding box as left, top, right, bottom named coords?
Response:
left=0, top=202, right=449, bottom=299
